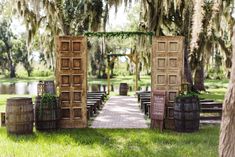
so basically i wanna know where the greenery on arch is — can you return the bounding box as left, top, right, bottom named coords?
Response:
left=84, top=31, right=154, bottom=39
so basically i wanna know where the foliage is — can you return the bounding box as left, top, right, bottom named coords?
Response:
left=0, top=125, right=219, bottom=157
left=176, top=92, right=199, bottom=99
left=0, top=19, right=15, bottom=77
left=31, top=69, right=53, bottom=77
left=0, top=18, right=33, bottom=78
left=40, top=93, right=57, bottom=109
left=9, top=0, right=235, bottom=91
left=39, top=93, right=57, bottom=118
left=0, top=75, right=54, bottom=84
left=12, top=39, right=33, bottom=76
left=88, top=38, right=107, bottom=78
left=88, top=2, right=153, bottom=78
left=0, top=0, right=34, bottom=78
left=207, top=68, right=226, bottom=80
left=14, top=0, right=104, bottom=69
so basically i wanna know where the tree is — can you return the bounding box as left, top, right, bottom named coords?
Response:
left=12, top=39, right=33, bottom=76
left=219, top=25, right=235, bottom=157
left=15, top=0, right=234, bottom=91
left=14, top=0, right=104, bottom=69
left=0, top=19, right=16, bottom=78
left=0, top=19, right=33, bottom=78
left=138, top=0, right=234, bottom=91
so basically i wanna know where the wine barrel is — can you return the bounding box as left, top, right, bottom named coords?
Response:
left=35, top=96, right=59, bottom=131
left=119, top=83, right=128, bottom=96
left=174, top=96, right=200, bottom=132
left=44, top=81, right=55, bottom=95
left=6, top=97, right=33, bottom=134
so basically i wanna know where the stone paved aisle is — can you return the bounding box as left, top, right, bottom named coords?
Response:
left=91, top=96, right=148, bottom=128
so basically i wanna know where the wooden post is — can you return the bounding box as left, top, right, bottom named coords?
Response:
left=107, top=56, right=117, bottom=95
left=135, top=54, right=139, bottom=92
left=107, top=63, right=111, bottom=95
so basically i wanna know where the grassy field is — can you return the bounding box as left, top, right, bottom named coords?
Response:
left=200, top=79, right=228, bottom=102
left=0, top=125, right=219, bottom=157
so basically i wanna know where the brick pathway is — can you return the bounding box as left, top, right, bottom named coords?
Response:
left=91, top=96, right=148, bottom=128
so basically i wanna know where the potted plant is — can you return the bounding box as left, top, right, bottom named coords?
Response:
left=35, top=93, right=60, bottom=131
left=174, top=84, right=200, bottom=132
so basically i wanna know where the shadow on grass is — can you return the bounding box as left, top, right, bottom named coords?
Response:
left=0, top=125, right=219, bottom=157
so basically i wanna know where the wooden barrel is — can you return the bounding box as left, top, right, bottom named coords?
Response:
left=44, top=81, right=55, bottom=95
left=6, top=97, right=33, bottom=134
left=119, top=83, right=128, bottom=96
left=174, top=96, right=200, bottom=132
left=35, top=96, right=59, bottom=131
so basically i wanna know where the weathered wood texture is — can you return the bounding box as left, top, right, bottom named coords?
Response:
left=151, top=36, right=184, bottom=130
left=56, top=36, right=87, bottom=128
left=1, top=112, right=6, bottom=127
left=150, top=91, right=166, bottom=131
left=6, top=97, right=33, bottom=134
left=219, top=26, right=235, bottom=157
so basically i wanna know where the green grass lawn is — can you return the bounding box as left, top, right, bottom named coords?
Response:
left=199, top=88, right=227, bottom=102
left=0, top=125, right=219, bottom=157
left=199, top=79, right=228, bottom=102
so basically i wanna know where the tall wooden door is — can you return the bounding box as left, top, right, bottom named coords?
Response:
left=151, top=36, right=184, bottom=129
left=56, top=36, right=87, bottom=128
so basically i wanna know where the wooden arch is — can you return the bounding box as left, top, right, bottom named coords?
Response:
left=107, top=53, right=139, bottom=95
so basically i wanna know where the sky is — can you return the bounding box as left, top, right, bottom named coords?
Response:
left=106, top=3, right=129, bottom=31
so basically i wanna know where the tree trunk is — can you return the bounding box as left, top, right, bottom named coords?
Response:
left=219, top=25, right=235, bottom=157
left=147, top=0, right=163, bottom=34
left=7, top=50, right=16, bottom=78
left=27, top=70, right=31, bottom=77
left=181, top=7, right=195, bottom=91
left=184, top=40, right=194, bottom=90
left=10, top=64, right=16, bottom=78
left=194, top=63, right=205, bottom=91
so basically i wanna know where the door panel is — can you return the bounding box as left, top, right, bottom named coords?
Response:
left=56, top=36, right=87, bottom=128
left=151, top=36, right=184, bottom=129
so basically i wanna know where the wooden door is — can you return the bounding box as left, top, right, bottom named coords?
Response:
left=56, top=36, right=87, bottom=128
left=151, top=36, right=184, bottom=129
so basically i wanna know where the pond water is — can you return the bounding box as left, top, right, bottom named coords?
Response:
left=0, top=82, right=150, bottom=95
left=0, top=82, right=38, bottom=95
